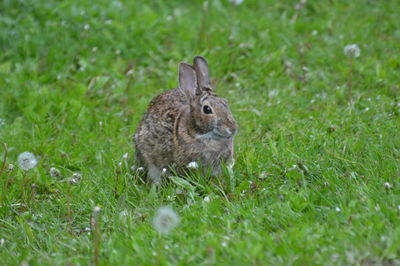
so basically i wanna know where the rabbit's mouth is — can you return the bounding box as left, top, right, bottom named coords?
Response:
left=212, top=131, right=232, bottom=140
left=196, top=130, right=233, bottom=140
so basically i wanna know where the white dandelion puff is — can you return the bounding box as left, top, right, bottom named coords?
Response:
left=152, top=206, right=179, bottom=235
left=229, top=0, right=244, bottom=5
left=0, top=238, right=4, bottom=246
left=344, top=44, right=360, bottom=58
left=93, top=206, right=101, bottom=216
left=204, top=196, right=211, bottom=203
left=49, top=167, right=61, bottom=178
left=335, top=207, right=341, bottom=212
left=122, top=152, right=129, bottom=160
left=84, top=24, right=90, bottom=31
left=68, top=173, right=82, bottom=184
left=115, top=49, right=121, bottom=55
left=187, top=161, right=199, bottom=169
left=17, top=152, right=38, bottom=171
left=384, top=182, right=392, bottom=189
left=162, top=168, right=167, bottom=176
left=7, top=164, right=14, bottom=171
left=126, top=69, right=134, bottom=76
left=92, top=47, right=98, bottom=52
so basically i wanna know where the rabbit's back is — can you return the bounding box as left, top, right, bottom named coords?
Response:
left=135, top=88, right=186, bottom=168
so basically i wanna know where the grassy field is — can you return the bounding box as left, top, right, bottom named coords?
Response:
left=1, top=0, right=400, bottom=265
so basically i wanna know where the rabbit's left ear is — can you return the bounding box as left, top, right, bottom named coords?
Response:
left=193, top=56, right=212, bottom=91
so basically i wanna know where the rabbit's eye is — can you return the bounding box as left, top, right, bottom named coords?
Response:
left=203, top=105, right=213, bottom=114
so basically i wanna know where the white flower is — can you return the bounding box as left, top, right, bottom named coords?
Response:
left=204, top=196, right=210, bottom=203
left=92, top=47, right=98, bottom=52
left=49, top=167, right=61, bottom=178
left=0, top=238, right=4, bottom=246
left=344, top=44, right=360, bottom=58
left=17, top=152, right=38, bottom=171
left=122, top=152, right=129, bottom=160
left=152, top=206, right=179, bottom=235
left=229, top=0, right=243, bottom=5
left=335, top=207, right=341, bottom=212
left=187, top=161, right=199, bottom=169
left=137, top=167, right=144, bottom=172
left=84, top=24, right=90, bottom=31
left=115, top=49, right=121, bottom=55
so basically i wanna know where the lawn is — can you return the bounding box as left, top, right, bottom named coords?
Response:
left=1, top=0, right=400, bottom=265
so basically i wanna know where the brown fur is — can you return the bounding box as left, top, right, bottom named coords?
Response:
left=134, top=56, right=237, bottom=182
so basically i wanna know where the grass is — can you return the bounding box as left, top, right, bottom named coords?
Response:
left=1, top=0, right=400, bottom=264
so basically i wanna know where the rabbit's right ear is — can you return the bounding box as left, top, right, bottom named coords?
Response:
left=179, top=62, right=199, bottom=98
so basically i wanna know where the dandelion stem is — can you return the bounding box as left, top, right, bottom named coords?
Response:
left=347, top=57, right=353, bottom=103
left=91, top=207, right=101, bottom=266
left=197, top=2, right=209, bottom=49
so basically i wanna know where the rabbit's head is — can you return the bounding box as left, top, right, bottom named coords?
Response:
left=179, top=56, right=237, bottom=140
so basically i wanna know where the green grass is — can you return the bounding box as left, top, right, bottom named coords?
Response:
left=1, top=0, right=400, bottom=265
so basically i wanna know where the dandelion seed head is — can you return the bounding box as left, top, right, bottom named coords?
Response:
left=84, top=24, right=90, bottom=31
left=335, top=207, right=341, bottom=212
left=93, top=206, right=101, bottom=216
left=344, top=44, right=360, bottom=58
left=204, top=196, right=211, bottom=203
left=126, top=69, right=134, bottom=76
left=384, top=182, right=392, bottom=189
left=49, top=167, right=61, bottom=178
left=115, top=49, right=121, bottom=55
left=187, top=161, right=199, bottom=169
left=230, top=0, right=243, bottom=5
left=152, top=206, right=179, bottom=235
left=18, top=152, right=38, bottom=171
left=7, top=164, right=14, bottom=171
left=92, top=47, right=97, bottom=52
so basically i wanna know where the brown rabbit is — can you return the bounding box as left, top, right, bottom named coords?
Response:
left=134, top=56, right=237, bottom=182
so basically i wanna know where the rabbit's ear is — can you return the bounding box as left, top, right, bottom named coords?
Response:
left=179, top=62, right=199, bottom=98
left=193, top=56, right=212, bottom=91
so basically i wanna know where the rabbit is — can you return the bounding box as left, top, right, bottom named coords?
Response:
left=134, top=56, right=237, bottom=183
